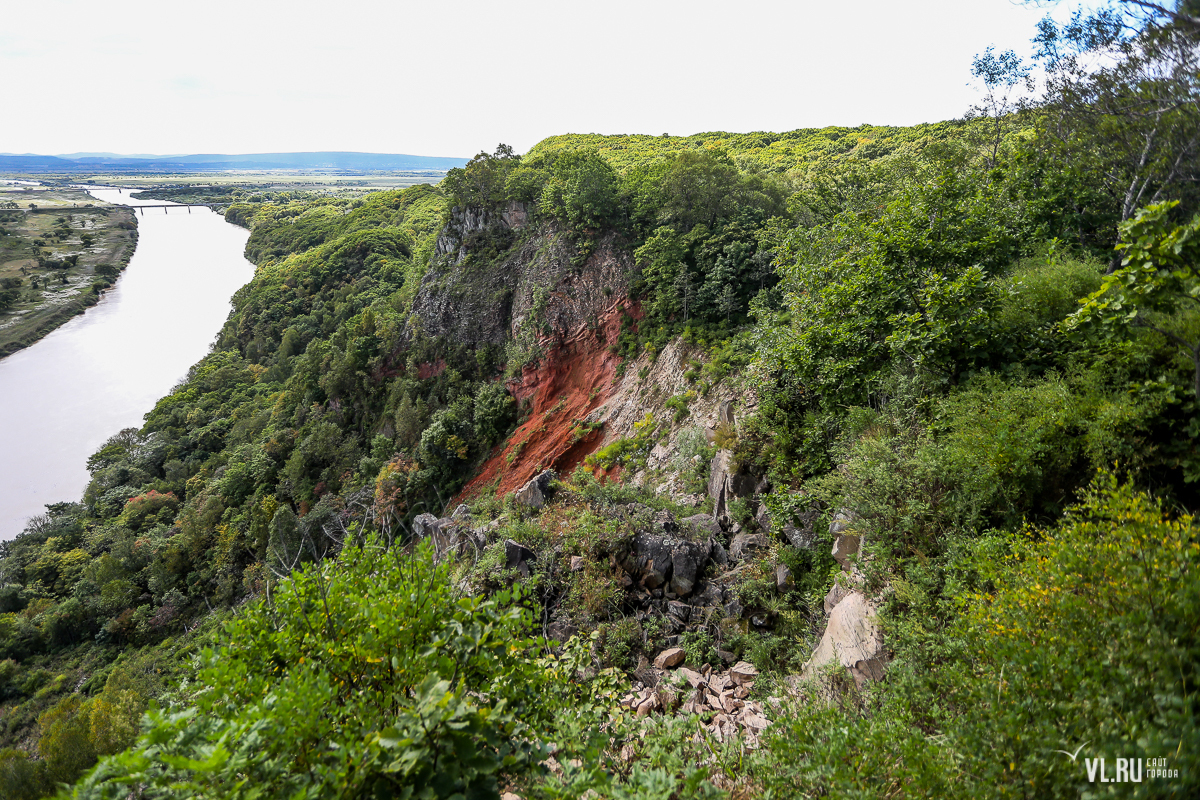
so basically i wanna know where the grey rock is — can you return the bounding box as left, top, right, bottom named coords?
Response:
left=547, top=616, right=578, bottom=643
left=505, top=539, right=536, bottom=571
left=832, top=533, right=861, bottom=571
left=667, top=600, right=692, bottom=624
left=754, top=504, right=772, bottom=532
left=729, top=533, right=770, bottom=562
left=451, top=504, right=472, bottom=520
left=829, top=510, right=857, bottom=536
left=412, top=513, right=441, bottom=540
left=634, top=665, right=659, bottom=688
left=708, top=449, right=758, bottom=522
left=718, top=399, right=736, bottom=426
left=569, top=555, right=587, bottom=572
left=697, top=581, right=725, bottom=607
left=708, top=450, right=736, bottom=520
left=621, top=533, right=674, bottom=590
left=652, top=509, right=679, bottom=535
left=514, top=469, right=556, bottom=509
left=668, top=538, right=710, bottom=597
left=710, top=541, right=729, bottom=566
left=775, top=564, right=794, bottom=592
left=681, top=513, right=722, bottom=539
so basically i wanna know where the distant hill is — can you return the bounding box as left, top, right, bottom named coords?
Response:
left=0, top=151, right=470, bottom=173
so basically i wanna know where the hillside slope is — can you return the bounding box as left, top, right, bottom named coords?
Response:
left=1, top=102, right=1198, bottom=797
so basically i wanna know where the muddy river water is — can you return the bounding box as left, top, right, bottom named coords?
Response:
left=0, top=189, right=254, bottom=539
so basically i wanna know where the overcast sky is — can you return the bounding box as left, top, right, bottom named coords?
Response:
left=1, top=0, right=1089, bottom=158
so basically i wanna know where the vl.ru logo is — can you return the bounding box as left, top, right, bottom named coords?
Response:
left=1055, top=742, right=1180, bottom=783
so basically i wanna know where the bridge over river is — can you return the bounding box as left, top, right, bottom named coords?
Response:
left=2, top=203, right=231, bottom=214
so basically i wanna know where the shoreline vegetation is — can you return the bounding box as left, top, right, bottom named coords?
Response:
left=0, top=186, right=137, bottom=358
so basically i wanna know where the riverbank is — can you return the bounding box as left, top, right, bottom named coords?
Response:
left=0, top=189, right=255, bottom=537
left=0, top=184, right=137, bottom=357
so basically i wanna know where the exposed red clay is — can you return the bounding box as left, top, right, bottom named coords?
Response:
left=453, top=299, right=635, bottom=506
left=417, top=359, right=447, bottom=380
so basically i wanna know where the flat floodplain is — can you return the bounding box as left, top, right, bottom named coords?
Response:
left=0, top=184, right=136, bottom=356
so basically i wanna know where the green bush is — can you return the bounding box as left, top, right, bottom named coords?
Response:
left=71, top=538, right=597, bottom=799
left=753, top=475, right=1200, bottom=798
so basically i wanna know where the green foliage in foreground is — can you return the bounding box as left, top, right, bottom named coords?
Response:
left=754, top=475, right=1199, bottom=798
left=67, top=539, right=600, bottom=799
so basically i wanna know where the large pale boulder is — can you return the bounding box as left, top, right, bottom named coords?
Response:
left=801, top=591, right=886, bottom=688
left=514, top=469, right=556, bottom=509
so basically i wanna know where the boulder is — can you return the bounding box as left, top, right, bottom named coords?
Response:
left=775, top=564, right=794, bottom=592
left=801, top=591, right=886, bottom=688
left=708, top=450, right=735, bottom=519
left=681, top=513, right=722, bottom=539
left=718, top=399, right=736, bottom=425
left=621, top=533, right=674, bottom=590
left=831, top=533, right=860, bottom=571
left=653, top=647, right=686, bottom=669
left=696, top=581, right=725, bottom=608
left=729, top=533, right=769, bottom=561
left=678, top=666, right=705, bottom=689
left=451, top=504, right=472, bottom=520
left=430, top=518, right=461, bottom=560
left=514, top=469, right=556, bottom=509
left=829, top=510, right=857, bottom=535
left=754, top=504, right=772, bottom=531
left=547, top=616, right=578, bottom=644
left=823, top=578, right=852, bottom=614
left=729, top=661, right=759, bottom=686
left=505, top=539, right=536, bottom=576
left=618, top=531, right=711, bottom=598
left=412, top=513, right=441, bottom=539
left=667, top=600, right=692, bottom=624
left=668, top=538, right=710, bottom=596
left=780, top=506, right=821, bottom=549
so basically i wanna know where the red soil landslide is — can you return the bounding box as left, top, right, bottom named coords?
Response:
left=454, top=300, right=635, bottom=504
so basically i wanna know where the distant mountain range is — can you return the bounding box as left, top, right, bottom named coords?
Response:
left=0, top=151, right=470, bottom=173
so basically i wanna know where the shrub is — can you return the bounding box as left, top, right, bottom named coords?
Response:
left=71, top=538, right=597, bottom=800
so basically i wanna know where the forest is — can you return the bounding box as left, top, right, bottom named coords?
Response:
left=1, top=3, right=1198, bottom=797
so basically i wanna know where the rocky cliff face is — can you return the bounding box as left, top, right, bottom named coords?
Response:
left=410, top=206, right=885, bottom=723
left=414, top=204, right=633, bottom=349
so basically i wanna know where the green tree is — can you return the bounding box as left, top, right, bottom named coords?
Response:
left=635, top=226, right=687, bottom=320
left=658, top=150, right=740, bottom=230
left=1066, top=201, right=1200, bottom=395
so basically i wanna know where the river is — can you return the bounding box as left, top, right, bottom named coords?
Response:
left=0, top=189, right=254, bottom=539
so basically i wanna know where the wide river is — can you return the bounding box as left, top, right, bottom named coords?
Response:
left=0, top=189, right=254, bottom=539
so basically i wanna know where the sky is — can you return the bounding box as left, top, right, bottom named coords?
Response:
left=1, top=0, right=1092, bottom=159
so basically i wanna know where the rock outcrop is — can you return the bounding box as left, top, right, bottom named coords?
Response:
left=800, top=591, right=886, bottom=688
left=514, top=469, right=556, bottom=509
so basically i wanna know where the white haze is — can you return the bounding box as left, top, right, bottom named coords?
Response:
left=1, top=0, right=1092, bottom=158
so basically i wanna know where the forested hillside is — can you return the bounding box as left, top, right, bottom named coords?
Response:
left=1, top=5, right=1198, bottom=797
